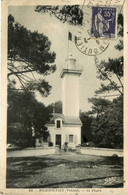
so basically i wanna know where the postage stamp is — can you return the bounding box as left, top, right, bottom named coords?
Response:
left=91, top=7, right=117, bottom=38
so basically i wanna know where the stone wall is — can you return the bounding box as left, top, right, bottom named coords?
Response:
left=7, top=147, right=55, bottom=158
left=79, top=147, right=123, bottom=157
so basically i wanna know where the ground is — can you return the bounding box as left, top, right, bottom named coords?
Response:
left=7, top=150, right=123, bottom=188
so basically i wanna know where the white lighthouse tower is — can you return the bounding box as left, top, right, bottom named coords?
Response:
left=61, top=53, right=82, bottom=117
left=47, top=54, right=83, bottom=149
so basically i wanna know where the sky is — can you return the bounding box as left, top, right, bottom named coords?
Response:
left=8, top=5, right=123, bottom=112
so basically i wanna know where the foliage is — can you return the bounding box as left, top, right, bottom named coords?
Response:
left=7, top=83, right=50, bottom=147
left=80, top=112, right=94, bottom=143
left=81, top=142, right=95, bottom=147
left=117, top=13, right=123, bottom=37
left=95, top=56, right=123, bottom=95
left=47, top=100, right=62, bottom=114
left=7, top=14, right=57, bottom=147
left=90, top=14, right=124, bottom=149
left=95, top=14, right=123, bottom=95
left=7, top=123, right=32, bottom=148
left=90, top=96, right=123, bottom=149
left=8, top=14, right=56, bottom=96
left=35, top=5, right=83, bottom=25
left=88, top=98, right=111, bottom=118
left=80, top=97, right=123, bottom=149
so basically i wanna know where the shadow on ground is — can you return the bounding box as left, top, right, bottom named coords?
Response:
left=6, top=151, right=123, bottom=188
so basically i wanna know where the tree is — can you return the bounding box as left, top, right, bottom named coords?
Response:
left=88, top=98, right=111, bottom=118
left=90, top=96, right=123, bottom=149
left=89, top=14, right=124, bottom=149
left=80, top=112, right=94, bottom=143
left=95, top=14, right=123, bottom=96
left=8, top=14, right=56, bottom=96
left=7, top=83, right=50, bottom=147
left=95, top=56, right=123, bottom=95
left=7, top=14, right=57, bottom=147
left=35, top=5, right=83, bottom=25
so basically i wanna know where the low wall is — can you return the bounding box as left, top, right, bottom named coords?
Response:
left=7, top=147, right=56, bottom=158
left=80, top=147, right=123, bottom=157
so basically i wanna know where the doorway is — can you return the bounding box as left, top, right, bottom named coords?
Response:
left=56, top=134, right=61, bottom=148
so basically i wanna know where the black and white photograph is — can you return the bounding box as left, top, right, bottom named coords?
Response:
left=0, top=0, right=128, bottom=194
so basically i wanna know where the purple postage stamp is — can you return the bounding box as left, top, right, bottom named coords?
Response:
left=91, top=7, right=117, bottom=38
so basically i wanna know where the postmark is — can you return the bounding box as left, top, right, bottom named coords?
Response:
left=91, top=7, right=117, bottom=38
left=85, top=0, right=124, bottom=8
left=75, top=18, right=110, bottom=56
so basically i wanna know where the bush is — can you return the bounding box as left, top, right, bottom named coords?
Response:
left=81, top=142, right=95, bottom=147
left=63, top=142, right=68, bottom=151
left=49, top=142, right=53, bottom=147
left=81, top=143, right=86, bottom=147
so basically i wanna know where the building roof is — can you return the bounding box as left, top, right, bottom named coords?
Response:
left=47, top=113, right=82, bottom=125
left=64, top=115, right=82, bottom=125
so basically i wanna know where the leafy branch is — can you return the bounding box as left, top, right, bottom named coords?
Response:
left=8, top=14, right=56, bottom=96
left=35, top=5, right=83, bottom=25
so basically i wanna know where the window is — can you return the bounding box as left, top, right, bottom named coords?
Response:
left=69, top=135, right=73, bottom=143
left=56, top=120, right=61, bottom=128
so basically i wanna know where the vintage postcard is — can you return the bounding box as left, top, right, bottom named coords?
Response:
left=0, top=0, right=128, bottom=194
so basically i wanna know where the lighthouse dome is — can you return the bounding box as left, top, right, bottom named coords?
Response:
left=65, top=53, right=77, bottom=70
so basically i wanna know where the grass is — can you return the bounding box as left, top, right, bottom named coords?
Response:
left=6, top=152, right=123, bottom=188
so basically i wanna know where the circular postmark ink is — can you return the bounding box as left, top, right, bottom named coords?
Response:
left=75, top=19, right=110, bottom=56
